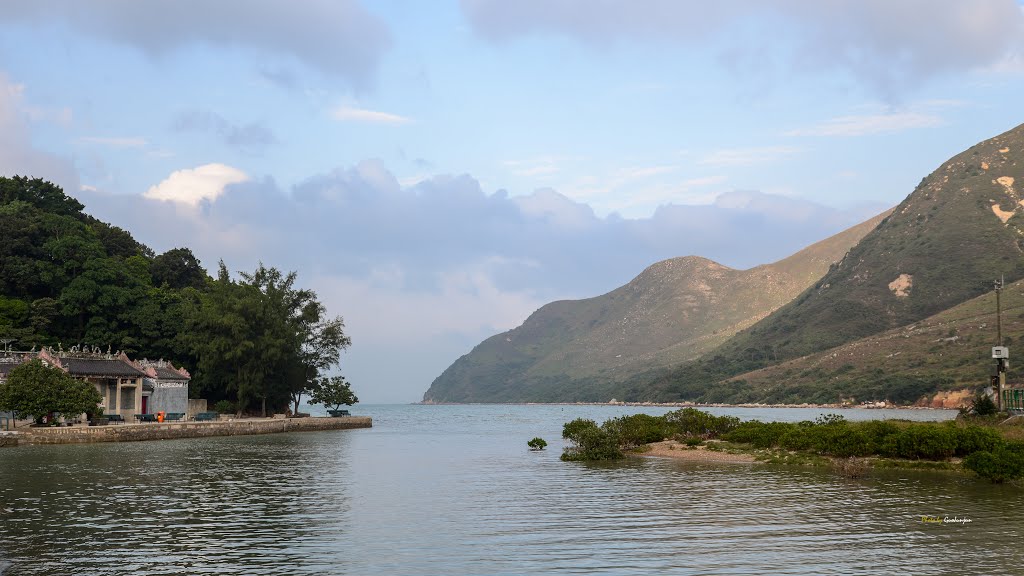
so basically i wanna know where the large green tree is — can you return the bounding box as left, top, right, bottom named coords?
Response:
left=0, top=359, right=103, bottom=424
left=184, top=262, right=350, bottom=416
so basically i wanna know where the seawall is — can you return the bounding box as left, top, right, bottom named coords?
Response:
left=14, top=416, right=372, bottom=445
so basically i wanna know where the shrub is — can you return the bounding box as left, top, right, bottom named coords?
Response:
left=664, top=408, right=739, bottom=439
left=963, top=443, right=1024, bottom=483
left=213, top=400, right=235, bottom=414
left=561, top=418, right=623, bottom=461
left=723, top=421, right=795, bottom=448
left=0, top=359, right=102, bottom=424
left=602, top=413, right=670, bottom=449
left=682, top=436, right=703, bottom=447
left=527, top=437, right=547, bottom=451
left=856, top=420, right=900, bottom=452
left=968, top=393, right=998, bottom=416
left=880, top=424, right=958, bottom=460
left=952, top=425, right=1002, bottom=456
left=815, top=426, right=872, bottom=457
left=779, top=426, right=816, bottom=451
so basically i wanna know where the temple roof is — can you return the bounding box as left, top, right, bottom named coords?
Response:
left=59, top=357, right=146, bottom=378
left=150, top=365, right=189, bottom=380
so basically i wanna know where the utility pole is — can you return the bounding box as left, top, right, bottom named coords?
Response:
left=994, top=277, right=1007, bottom=412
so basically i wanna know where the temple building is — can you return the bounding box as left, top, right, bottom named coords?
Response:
left=0, top=347, right=191, bottom=419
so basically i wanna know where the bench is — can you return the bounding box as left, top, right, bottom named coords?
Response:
left=134, top=413, right=157, bottom=423
left=327, top=409, right=350, bottom=417
left=107, top=414, right=125, bottom=424
left=164, top=412, right=185, bottom=421
left=193, top=411, right=219, bottom=422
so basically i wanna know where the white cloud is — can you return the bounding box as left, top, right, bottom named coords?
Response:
left=79, top=136, right=148, bottom=148
left=80, top=162, right=886, bottom=402
left=143, top=163, right=249, bottom=206
left=785, top=112, right=944, bottom=137
left=699, top=146, right=799, bottom=166
left=331, top=105, right=411, bottom=125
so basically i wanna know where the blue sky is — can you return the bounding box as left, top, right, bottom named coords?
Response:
left=2, top=1, right=1023, bottom=402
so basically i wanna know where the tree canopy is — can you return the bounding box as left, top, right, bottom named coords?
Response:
left=0, top=359, right=103, bottom=424
left=310, top=376, right=359, bottom=412
left=184, top=262, right=351, bottom=416
left=0, top=176, right=355, bottom=416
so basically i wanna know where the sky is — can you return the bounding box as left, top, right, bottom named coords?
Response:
left=2, top=1, right=1024, bottom=403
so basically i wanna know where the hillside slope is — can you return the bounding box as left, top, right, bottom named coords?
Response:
left=423, top=212, right=887, bottom=403
left=721, top=279, right=1024, bottom=406
left=647, top=122, right=1024, bottom=401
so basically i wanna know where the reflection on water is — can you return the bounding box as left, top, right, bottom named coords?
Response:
left=0, top=404, right=1020, bottom=575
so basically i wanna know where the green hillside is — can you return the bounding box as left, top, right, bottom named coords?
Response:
left=0, top=176, right=350, bottom=415
left=644, top=122, right=1024, bottom=402
left=423, top=212, right=887, bottom=403
left=0, top=176, right=201, bottom=359
left=715, top=278, right=1024, bottom=405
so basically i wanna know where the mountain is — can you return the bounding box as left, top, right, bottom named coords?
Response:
left=423, top=211, right=888, bottom=403
left=646, top=121, right=1024, bottom=402
left=722, top=278, right=1024, bottom=407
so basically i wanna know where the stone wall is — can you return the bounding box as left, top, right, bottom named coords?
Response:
left=186, top=398, right=208, bottom=418
left=0, top=431, right=18, bottom=447
left=18, top=416, right=372, bottom=445
left=148, top=380, right=189, bottom=414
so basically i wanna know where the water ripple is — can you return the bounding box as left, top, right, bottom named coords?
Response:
left=0, top=405, right=1018, bottom=575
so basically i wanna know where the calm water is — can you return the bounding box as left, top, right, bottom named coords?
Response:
left=1, top=404, right=1021, bottom=575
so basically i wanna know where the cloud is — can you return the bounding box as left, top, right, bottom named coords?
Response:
left=0, top=74, right=78, bottom=192
left=785, top=112, right=944, bottom=137
left=173, top=110, right=278, bottom=155
left=79, top=161, right=886, bottom=402
left=78, top=136, right=148, bottom=148
left=461, top=0, right=1024, bottom=96
left=330, top=105, right=412, bottom=125
left=699, top=146, right=799, bottom=166
left=143, top=163, right=250, bottom=206
left=6, top=0, right=391, bottom=87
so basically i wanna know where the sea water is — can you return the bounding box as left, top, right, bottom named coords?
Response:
left=1, top=404, right=1020, bottom=575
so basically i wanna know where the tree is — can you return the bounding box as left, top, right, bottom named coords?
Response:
left=184, top=262, right=351, bottom=416
left=0, top=359, right=102, bottom=424
left=309, top=376, right=358, bottom=412
left=528, top=437, right=547, bottom=451
left=151, top=247, right=208, bottom=290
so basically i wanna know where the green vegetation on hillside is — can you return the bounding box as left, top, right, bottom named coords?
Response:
left=637, top=123, right=1024, bottom=404
left=0, top=176, right=352, bottom=415
left=715, top=280, right=1024, bottom=405
left=425, top=212, right=887, bottom=403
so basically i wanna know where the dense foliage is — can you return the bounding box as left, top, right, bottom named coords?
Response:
left=560, top=408, right=1024, bottom=483
left=560, top=409, right=740, bottom=461
left=0, top=359, right=103, bottom=424
left=0, top=176, right=352, bottom=415
left=183, top=263, right=351, bottom=416
left=309, top=375, right=359, bottom=412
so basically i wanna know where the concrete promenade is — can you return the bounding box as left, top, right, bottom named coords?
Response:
left=7, top=415, right=372, bottom=445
